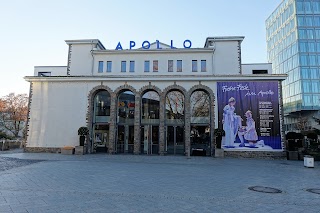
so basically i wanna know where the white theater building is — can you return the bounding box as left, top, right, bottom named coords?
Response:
left=25, top=37, right=287, bottom=157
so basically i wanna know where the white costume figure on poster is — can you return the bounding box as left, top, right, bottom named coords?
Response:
left=238, top=110, right=258, bottom=147
left=222, top=97, right=239, bottom=147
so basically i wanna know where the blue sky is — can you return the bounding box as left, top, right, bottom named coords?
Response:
left=0, top=0, right=281, bottom=96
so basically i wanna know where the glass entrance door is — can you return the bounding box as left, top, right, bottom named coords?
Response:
left=190, top=125, right=210, bottom=156
left=117, top=125, right=134, bottom=154
left=140, top=125, right=159, bottom=155
left=93, top=124, right=109, bottom=153
left=166, top=126, right=185, bottom=155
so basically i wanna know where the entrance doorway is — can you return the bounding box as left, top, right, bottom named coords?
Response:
left=93, top=124, right=109, bottom=153
left=166, top=126, right=185, bottom=155
left=140, top=125, right=159, bottom=155
left=116, top=125, right=134, bottom=154
left=190, top=125, right=210, bottom=156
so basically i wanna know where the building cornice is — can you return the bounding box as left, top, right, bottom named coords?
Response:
left=24, top=74, right=287, bottom=82
left=92, top=48, right=214, bottom=54
left=34, top=66, right=67, bottom=68
left=204, top=36, right=245, bottom=47
left=65, top=39, right=106, bottom=50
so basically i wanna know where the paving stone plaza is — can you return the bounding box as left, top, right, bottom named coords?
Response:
left=0, top=151, right=319, bottom=213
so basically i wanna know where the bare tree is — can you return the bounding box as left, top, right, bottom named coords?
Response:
left=295, top=114, right=309, bottom=131
left=190, top=91, right=209, bottom=117
left=0, top=93, right=28, bottom=138
left=166, top=91, right=184, bottom=120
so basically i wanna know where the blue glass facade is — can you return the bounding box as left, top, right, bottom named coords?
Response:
left=266, top=0, right=320, bottom=116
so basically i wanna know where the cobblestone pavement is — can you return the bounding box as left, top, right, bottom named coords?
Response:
left=0, top=151, right=319, bottom=213
left=0, top=157, right=44, bottom=172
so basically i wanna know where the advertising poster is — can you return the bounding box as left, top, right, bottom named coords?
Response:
left=217, top=81, right=282, bottom=150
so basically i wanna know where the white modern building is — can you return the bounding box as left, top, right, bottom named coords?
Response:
left=25, top=37, right=286, bottom=158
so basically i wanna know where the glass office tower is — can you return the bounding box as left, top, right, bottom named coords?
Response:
left=266, top=0, right=320, bottom=131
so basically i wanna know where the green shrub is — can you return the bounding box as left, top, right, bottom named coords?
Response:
left=78, top=127, right=89, bottom=136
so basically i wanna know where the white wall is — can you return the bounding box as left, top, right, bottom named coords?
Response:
left=26, top=74, right=286, bottom=149
left=64, top=38, right=246, bottom=77
left=26, top=80, right=219, bottom=148
left=27, top=81, right=90, bottom=147
left=209, top=41, right=241, bottom=75
left=92, top=51, right=213, bottom=76
left=69, top=44, right=95, bottom=75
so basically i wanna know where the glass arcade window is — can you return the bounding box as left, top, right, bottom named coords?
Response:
left=165, top=90, right=184, bottom=124
left=94, top=90, right=111, bottom=123
left=117, top=90, right=135, bottom=124
left=190, top=90, right=210, bottom=124
left=141, top=91, right=160, bottom=124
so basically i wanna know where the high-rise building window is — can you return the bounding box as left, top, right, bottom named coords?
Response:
left=309, top=55, right=317, bottom=66
left=304, top=2, right=312, bottom=14
left=129, top=61, right=135, bottom=72
left=168, top=60, right=173, bottom=72
left=300, top=55, right=308, bottom=66
left=98, top=61, right=104, bottom=73
left=316, top=30, right=320, bottom=39
left=305, top=16, right=313, bottom=26
left=192, top=60, right=197, bottom=72
left=296, top=2, right=303, bottom=14
left=107, top=61, right=112, bottom=72
left=144, top=61, right=150, bottom=72
left=201, top=60, right=207, bottom=72
left=177, top=60, right=182, bottom=72
left=153, top=60, right=158, bottom=72
left=121, top=61, right=126, bottom=72
left=297, top=16, right=304, bottom=26
left=314, top=2, right=320, bottom=13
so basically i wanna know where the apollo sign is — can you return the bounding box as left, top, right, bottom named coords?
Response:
left=115, top=39, right=192, bottom=50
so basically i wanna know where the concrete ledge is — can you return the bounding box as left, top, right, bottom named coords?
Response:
left=24, top=147, right=61, bottom=153
left=61, top=148, right=74, bottom=155
left=1, top=140, right=23, bottom=151
left=224, top=151, right=286, bottom=159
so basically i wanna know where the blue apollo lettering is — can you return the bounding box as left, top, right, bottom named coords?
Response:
left=129, top=41, right=136, bottom=49
left=142, top=40, right=151, bottom=49
left=115, top=40, right=192, bottom=50
left=183, top=39, right=192, bottom=48
left=156, top=40, right=162, bottom=49
left=115, top=42, right=123, bottom=50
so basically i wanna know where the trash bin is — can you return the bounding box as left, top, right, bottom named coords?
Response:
left=304, top=155, right=314, bottom=168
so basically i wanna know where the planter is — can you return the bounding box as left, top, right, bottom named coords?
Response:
left=79, top=136, right=85, bottom=146
left=215, top=148, right=224, bottom=158
left=61, top=148, right=74, bottom=155
left=286, top=151, right=299, bottom=160
left=75, top=146, right=86, bottom=155
left=216, top=136, right=222, bottom=149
